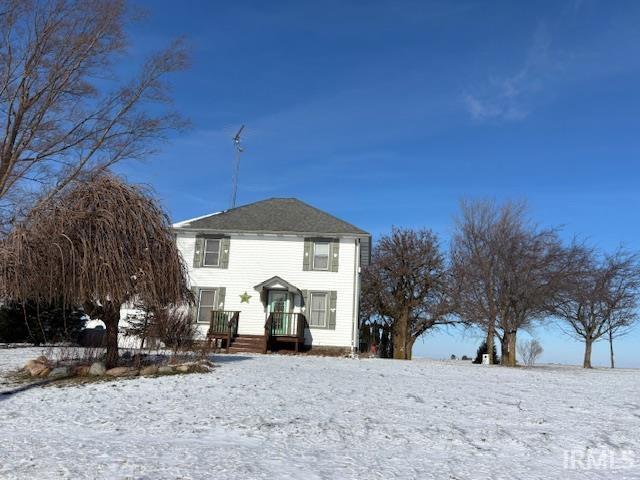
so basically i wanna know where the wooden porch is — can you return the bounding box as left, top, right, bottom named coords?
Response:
left=206, top=310, right=239, bottom=352
left=206, top=311, right=307, bottom=354
left=264, top=312, right=306, bottom=353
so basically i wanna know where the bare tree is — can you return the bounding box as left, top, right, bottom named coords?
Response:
left=495, top=224, right=570, bottom=366
left=603, top=253, right=640, bottom=368
left=519, top=338, right=543, bottom=367
left=551, top=249, right=640, bottom=368
left=0, top=0, right=187, bottom=228
left=152, top=307, right=196, bottom=355
left=450, top=200, right=520, bottom=364
left=607, top=317, right=632, bottom=369
left=361, top=227, right=452, bottom=360
left=451, top=200, right=570, bottom=366
left=123, top=305, right=195, bottom=354
left=0, top=175, right=191, bottom=367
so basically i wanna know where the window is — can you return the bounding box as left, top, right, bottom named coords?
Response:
left=197, top=289, right=217, bottom=323
left=309, top=292, right=327, bottom=327
left=203, top=239, right=220, bottom=266
left=313, top=242, right=330, bottom=270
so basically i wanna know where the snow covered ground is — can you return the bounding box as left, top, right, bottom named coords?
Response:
left=1, top=348, right=639, bottom=479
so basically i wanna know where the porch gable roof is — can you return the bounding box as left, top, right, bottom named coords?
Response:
left=253, top=276, right=301, bottom=295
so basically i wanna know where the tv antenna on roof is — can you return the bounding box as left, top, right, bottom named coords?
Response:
left=230, top=124, right=245, bottom=209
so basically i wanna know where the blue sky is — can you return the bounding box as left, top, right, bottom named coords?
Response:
left=120, top=0, right=640, bottom=367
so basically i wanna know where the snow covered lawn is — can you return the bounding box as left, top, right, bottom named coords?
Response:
left=1, top=348, right=639, bottom=479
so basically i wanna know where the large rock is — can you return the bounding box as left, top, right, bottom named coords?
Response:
left=176, top=364, right=191, bottom=373
left=140, top=365, right=159, bottom=376
left=48, top=366, right=71, bottom=379
left=105, top=367, right=137, bottom=377
left=75, top=366, right=91, bottom=377
left=158, top=365, right=174, bottom=374
left=24, top=360, right=49, bottom=377
left=89, top=362, right=106, bottom=376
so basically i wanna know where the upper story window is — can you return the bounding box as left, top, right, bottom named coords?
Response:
left=303, top=238, right=339, bottom=272
left=312, top=241, right=330, bottom=270
left=203, top=239, right=221, bottom=266
left=193, top=235, right=230, bottom=269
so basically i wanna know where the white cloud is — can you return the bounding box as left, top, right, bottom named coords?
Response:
left=464, top=24, right=557, bottom=122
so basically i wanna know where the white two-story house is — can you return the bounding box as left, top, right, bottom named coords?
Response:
left=173, top=198, right=371, bottom=355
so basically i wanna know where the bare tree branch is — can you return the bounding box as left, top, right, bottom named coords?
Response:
left=549, top=247, right=640, bottom=368
left=450, top=199, right=572, bottom=366
left=0, top=0, right=188, bottom=229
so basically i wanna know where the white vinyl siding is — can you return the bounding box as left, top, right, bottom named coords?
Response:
left=178, top=233, right=359, bottom=347
left=309, top=292, right=328, bottom=327
left=312, top=241, right=329, bottom=270
left=197, top=289, right=217, bottom=323
left=203, top=239, right=221, bottom=267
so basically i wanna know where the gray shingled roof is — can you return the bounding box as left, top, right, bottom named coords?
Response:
left=174, top=198, right=369, bottom=236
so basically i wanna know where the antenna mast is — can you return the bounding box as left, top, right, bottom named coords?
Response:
left=231, top=124, right=245, bottom=209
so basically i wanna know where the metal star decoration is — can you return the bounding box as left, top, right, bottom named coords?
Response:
left=239, top=291, right=252, bottom=303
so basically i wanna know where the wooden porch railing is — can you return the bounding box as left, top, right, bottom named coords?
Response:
left=263, top=312, right=306, bottom=353
left=207, top=310, right=240, bottom=353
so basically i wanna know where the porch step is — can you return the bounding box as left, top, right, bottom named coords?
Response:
left=230, top=341, right=263, bottom=347
left=232, top=335, right=265, bottom=344
left=228, top=346, right=263, bottom=353
left=227, top=335, right=266, bottom=354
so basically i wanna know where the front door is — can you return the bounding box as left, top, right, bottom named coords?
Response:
left=268, top=290, right=290, bottom=335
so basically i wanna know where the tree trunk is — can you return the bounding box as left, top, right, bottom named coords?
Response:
left=392, top=328, right=409, bottom=360
left=392, top=312, right=411, bottom=360
left=485, top=321, right=495, bottom=365
left=583, top=337, right=593, bottom=369
left=507, top=331, right=517, bottom=367
left=501, top=331, right=517, bottom=367
left=139, top=316, right=149, bottom=350
left=608, top=328, right=615, bottom=369
left=500, top=335, right=508, bottom=365
left=406, top=337, right=416, bottom=360
left=103, top=303, right=121, bottom=368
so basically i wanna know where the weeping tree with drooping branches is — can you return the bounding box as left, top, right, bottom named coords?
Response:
left=0, top=174, right=191, bottom=367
